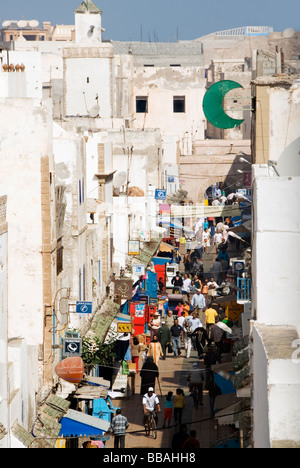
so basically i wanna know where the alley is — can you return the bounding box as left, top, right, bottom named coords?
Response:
left=106, top=242, right=240, bottom=449
left=105, top=345, right=235, bottom=449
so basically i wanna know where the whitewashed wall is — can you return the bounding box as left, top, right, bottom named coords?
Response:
left=252, top=169, right=300, bottom=326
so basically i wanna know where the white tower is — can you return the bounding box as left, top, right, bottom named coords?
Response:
left=74, top=0, right=104, bottom=43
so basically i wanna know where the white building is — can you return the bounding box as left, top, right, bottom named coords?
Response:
left=251, top=75, right=300, bottom=448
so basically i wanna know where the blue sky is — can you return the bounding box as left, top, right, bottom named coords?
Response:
left=0, top=0, right=299, bottom=42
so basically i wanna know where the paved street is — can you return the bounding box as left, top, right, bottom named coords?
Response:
left=106, top=241, right=242, bottom=449
left=106, top=337, right=236, bottom=449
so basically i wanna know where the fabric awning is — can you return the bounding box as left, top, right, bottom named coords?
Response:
left=137, top=236, right=162, bottom=266
left=159, top=241, right=176, bottom=253
left=215, top=402, right=242, bottom=426
left=88, top=299, right=120, bottom=343
left=73, top=377, right=110, bottom=399
left=59, top=409, right=110, bottom=437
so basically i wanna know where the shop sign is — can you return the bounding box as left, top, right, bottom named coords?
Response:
left=76, top=301, right=92, bottom=314
left=62, top=338, right=82, bottom=358
left=132, top=264, right=145, bottom=276
left=155, top=189, right=166, bottom=200
left=225, top=302, right=244, bottom=321
left=117, top=322, right=132, bottom=334
left=114, top=279, right=133, bottom=299
left=128, top=240, right=140, bottom=255
left=138, top=231, right=151, bottom=242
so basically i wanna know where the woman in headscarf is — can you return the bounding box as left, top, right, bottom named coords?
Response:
left=140, top=356, right=159, bottom=395
left=148, top=335, right=163, bottom=366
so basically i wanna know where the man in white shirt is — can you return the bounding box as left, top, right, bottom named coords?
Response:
left=207, top=277, right=219, bottom=305
left=142, top=387, right=161, bottom=425
left=182, top=274, right=191, bottom=299
left=213, top=231, right=223, bottom=247
left=184, top=312, right=203, bottom=358
left=190, top=289, right=206, bottom=324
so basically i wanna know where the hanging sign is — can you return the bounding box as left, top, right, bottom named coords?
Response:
left=155, top=189, right=167, bottom=200
left=114, top=279, right=133, bottom=300
left=117, top=322, right=133, bottom=334
left=76, top=301, right=92, bottom=314
left=128, top=240, right=140, bottom=255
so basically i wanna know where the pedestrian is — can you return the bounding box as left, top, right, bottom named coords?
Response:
left=191, top=259, right=203, bottom=279
left=110, top=409, right=129, bottom=449
left=207, top=277, right=219, bottom=305
left=184, top=312, right=203, bottom=358
left=140, top=356, right=159, bottom=395
left=148, top=335, right=164, bottom=366
left=201, top=278, right=209, bottom=304
left=182, top=430, right=200, bottom=449
left=183, top=249, right=192, bottom=274
left=164, top=309, right=174, bottom=329
left=170, top=319, right=184, bottom=358
left=213, top=230, right=223, bottom=248
left=157, top=320, right=171, bottom=360
left=192, top=274, right=201, bottom=290
left=82, top=441, right=98, bottom=448
left=163, top=391, right=173, bottom=428
left=192, top=326, right=208, bottom=359
left=203, top=346, right=217, bottom=385
left=182, top=274, right=191, bottom=298
left=142, top=387, right=161, bottom=426
left=182, top=300, right=190, bottom=317
left=175, top=301, right=184, bottom=317
left=171, top=271, right=183, bottom=293
left=188, top=280, right=197, bottom=299
left=210, top=323, right=226, bottom=363
left=174, top=388, right=185, bottom=426
left=148, top=312, right=161, bottom=341
left=131, top=336, right=143, bottom=373
left=158, top=277, right=164, bottom=293
left=211, top=257, right=222, bottom=285
left=187, top=362, right=204, bottom=407
left=171, top=424, right=189, bottom=449
left=190, top=288, right=206, bottom=322
left=203, top=228, right=210, bottom=254
left=206, top=373, right=222, bottom=419
left=204, top=306, right=219, bottom=340
left=174, top=250, right=181, bottom=265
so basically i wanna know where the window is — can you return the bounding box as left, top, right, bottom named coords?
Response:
left=136, top=96, right=148, bottom=113
left=57, top=237, right=63, bottom=275
left=173, top=96, right=186, bottom=113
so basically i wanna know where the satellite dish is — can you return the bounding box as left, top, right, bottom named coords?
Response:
left=2, top=21, right=12, bottom=27
left=17, top=20, right=28, bottom=28
left=113, top=171, right=127, bottom=188
left=88, top=104, right=100, bottom=117
left=203, top=80, right=245, bottom=129
left=282, top=28, right=294, bottom=38
left=28, top=20, right=39, bottom=28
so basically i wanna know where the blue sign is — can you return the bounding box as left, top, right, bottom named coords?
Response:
left=155, top=189, right=166, bottom=200
left=76, top=301, right=92, bottom=314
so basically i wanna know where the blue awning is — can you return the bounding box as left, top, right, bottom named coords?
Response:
left=59, top=409, right=110, bottom=437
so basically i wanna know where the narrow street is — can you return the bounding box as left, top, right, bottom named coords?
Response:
left=106, top=242, right=240, bottom=449
left=105, top=344, right=236, bottom=449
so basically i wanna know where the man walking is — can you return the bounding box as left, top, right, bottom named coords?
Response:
left=111, top=409, right=129, bottom=449
left=157, top=320, right=171, bottom=360
left=184, top=312, right=202, bottom=358
left=204, top=306, right=219, bottom=340
left=190, top=288, right=206, bottom=323
left=170, top=319, right=184, bottom=358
